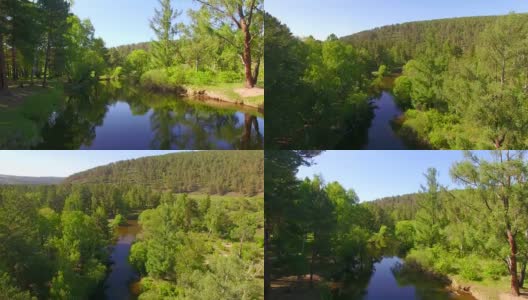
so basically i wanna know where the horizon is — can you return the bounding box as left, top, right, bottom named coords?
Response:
left=0, top=151, right=184, bottom=178
left=297, top=151, right=496, bottom=202
left=266, top=0, right=528, bottom=40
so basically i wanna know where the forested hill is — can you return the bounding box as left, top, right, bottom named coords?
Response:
left=369, top=193, right=421, bottom=220
left=341, top=13, right=528, bottom=65
left=64, top=151, right=263, bottom=195
left=0, top=175, right=64, bottom=185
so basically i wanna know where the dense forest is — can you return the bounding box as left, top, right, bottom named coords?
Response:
left=65, top=151, right=264, bottom=195
left=0, top=151, right=264, bottom=299
left=267, top=12, right=528, bottom=149
left=266, top=150, right=528, bottom=299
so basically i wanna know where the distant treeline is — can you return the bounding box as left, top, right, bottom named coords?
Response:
left=341, top=14, right=528, bottom=68
left=64, top=151, right=264, bottom=195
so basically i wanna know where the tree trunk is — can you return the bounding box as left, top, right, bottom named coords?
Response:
left=252, top=57, right=260, bottom=86
left=11, top=43, right=17, bottom=81
left=0, top=33, right=7, bottom=91
left=241, top=20, right=254, bottom=89
left=520, top=259, right=527, bottom=288
left=507, top=229, right=521, bottom=296
left=43, top=33, right=51, bottom=87
left=309, top=234, right=316, bottom=288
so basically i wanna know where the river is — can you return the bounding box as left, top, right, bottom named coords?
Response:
left=334, top=257, right=476, bottom=300
left=363, top=91, right=407, bottom=150
left=33, top=82, right=264, bottom=150
left=103, top=220, right=141, bottom=300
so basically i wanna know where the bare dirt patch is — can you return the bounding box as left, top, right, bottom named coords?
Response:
left=234, top=87, right=264, bottom=98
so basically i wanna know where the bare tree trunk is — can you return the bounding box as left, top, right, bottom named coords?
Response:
left=520, top=259, right=527, bottom=288
left=241, top=20, right=254, bottom=89
left=0, top=33, right=7, bottom=91
left=507, top=229, right=521, bottom=296
left=43, top=34, right=51, bottom=87
left=252, top=57, right=261, bottom=86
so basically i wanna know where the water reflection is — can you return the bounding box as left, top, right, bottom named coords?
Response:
left=35, top=82, right=264, bottom=149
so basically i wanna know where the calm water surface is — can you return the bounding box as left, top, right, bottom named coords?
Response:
left=35, top=83, right=263, bottom=150
left=104, top=220, right=141, bottom=300
left=336, top=257, right=476, bottom=300
left=364, top=91, right=406, bottom=150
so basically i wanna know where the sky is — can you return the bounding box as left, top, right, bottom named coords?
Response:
left=71, top=0, right=199, bottom=47
left=0, top=151, right=183, bottom=177
left=265, top=0, right=528, bottom=40
left=297, top=151, right=495, bottom=202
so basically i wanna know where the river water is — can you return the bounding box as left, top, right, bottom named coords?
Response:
left=104, top=220, right=141, bottom=300
left=363, top=91, right=406, bottom=150
left=333, top=257, right=476, bottom=300
left=34, top=83, right=264, bottom=150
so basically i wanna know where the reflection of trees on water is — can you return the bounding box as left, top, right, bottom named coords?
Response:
left=143, top=93, right=263, bottom=150
left=35, top=84, right=113, bottom=149
left=35, top=82, right=263, bottom=149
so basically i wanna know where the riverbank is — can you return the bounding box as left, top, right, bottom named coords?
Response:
left=404, top=258, right=528, bottom=300
left=186, top=83, right=264, bottom=109
left=0, top=83, right=64, bottom=149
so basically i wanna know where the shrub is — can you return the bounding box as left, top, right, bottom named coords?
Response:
left=218, top=70, right=242, bottom=83
left=459, top=255, right=482, bottom=281
left=187, top=70, right=216, bottom=85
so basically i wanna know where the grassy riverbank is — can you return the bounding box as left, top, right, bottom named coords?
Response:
left=0, top=83, right=64, bottom=149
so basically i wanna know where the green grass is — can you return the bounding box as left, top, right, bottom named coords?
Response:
left=0, top=83, right=65, bottom=149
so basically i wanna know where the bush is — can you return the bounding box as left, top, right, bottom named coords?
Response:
left=187, top=70, right=216, bottom=85
left=217, top=71, right=242, bottom=83
left=459, top=255, right=482, bottom=281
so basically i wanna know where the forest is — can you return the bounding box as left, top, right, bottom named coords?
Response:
left=266, top=150, right=528, bottom=299
left=0, top=151, right=264, bottom=299
left=266, top=12, right=528, bottom=150
left=0, top=0, right=264, bottom=149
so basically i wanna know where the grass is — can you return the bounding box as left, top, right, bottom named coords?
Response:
left=0, top=83, right=64, bottom=149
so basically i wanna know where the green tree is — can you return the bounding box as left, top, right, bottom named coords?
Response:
left=195, top=0, right=264, bottom=88
left=451, top=151, right=528, bottom=296
left=149, top=0, right=181, bottom=68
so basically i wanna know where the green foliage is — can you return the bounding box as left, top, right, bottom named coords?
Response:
left=392, top=75, right=413, bottom=109
left=130, top=194, right=263, bottom=299
left=64, top=151, right=263, bottom=196
left=265, top=14, right=373, bottom=148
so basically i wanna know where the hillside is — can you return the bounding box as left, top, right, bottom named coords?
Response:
left=341, top=13, right=528, bottom=66
left=0, top=174, right=63, bottom=185
left=64, top=151, right=263, bottom=195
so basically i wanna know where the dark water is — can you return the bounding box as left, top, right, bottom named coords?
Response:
left=104, top=220, right=141, bottom=300
left=34, top=82, right=264, bottom=150
left=364, top=91, right=406, bottom=150
left=336, top=257, right=475, bottom=300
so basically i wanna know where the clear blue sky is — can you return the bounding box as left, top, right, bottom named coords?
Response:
left=0, top=151, right=184, bottom=177
left=297, top=151, right=494, bottom=202
left=266, top=0, right=528, bottom=39
left=71, top=0, right=199, bottom=47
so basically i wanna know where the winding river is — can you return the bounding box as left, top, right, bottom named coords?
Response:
left=104, top=220, right=141, bottom=300
left=363, top=91, right=407, bottom=150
